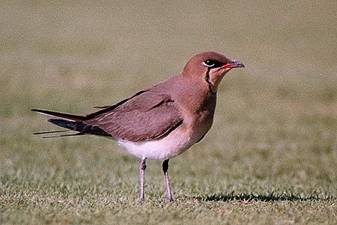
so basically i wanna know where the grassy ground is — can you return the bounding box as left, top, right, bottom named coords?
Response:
left=1, top=1, right=337, bottom=224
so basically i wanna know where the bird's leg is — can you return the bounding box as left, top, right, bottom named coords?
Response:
left=162, top=159, right=174, bottom=202
left=139, top=157, right=146, bottom=203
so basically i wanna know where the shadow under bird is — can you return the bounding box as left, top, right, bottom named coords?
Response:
left=32, top=51, right=245, bottom=202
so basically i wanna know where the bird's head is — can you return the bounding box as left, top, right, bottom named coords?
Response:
left=182, top=51, right=244, bottom=93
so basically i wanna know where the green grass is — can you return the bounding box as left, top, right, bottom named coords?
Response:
left=1, top=1, right=337, bottom=224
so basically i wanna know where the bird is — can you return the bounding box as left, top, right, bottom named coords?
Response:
left=32, top=51, right=244, bottom=202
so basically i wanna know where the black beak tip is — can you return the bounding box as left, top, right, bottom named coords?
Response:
left=231, top=60, right=245, bottom=68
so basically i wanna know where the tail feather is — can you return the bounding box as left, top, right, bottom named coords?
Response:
left=33, top=130, right=68, bottom=135
left=48, top=119, right=110, bottom=136
left=32, top=108, right=110, bottom=137
left=33, top=129, right=80, bottom=138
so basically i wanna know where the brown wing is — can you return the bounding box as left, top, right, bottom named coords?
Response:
left=84, top=91, right=183, bottom=142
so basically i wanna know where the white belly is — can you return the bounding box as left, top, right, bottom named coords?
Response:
left=117, top=127, right=195, bottom=160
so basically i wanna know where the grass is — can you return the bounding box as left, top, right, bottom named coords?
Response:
left=1, top=0, right=337, bottom=224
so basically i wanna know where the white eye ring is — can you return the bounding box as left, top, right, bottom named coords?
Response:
left=202, top=61, right=215, bottom=68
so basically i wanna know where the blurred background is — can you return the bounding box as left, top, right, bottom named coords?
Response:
left=0, top=0, right=336, bottom=223
left=1, top=1, right=336, bottom=115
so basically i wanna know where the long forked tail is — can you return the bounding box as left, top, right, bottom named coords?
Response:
left=32, top=109, right=110, bottom=138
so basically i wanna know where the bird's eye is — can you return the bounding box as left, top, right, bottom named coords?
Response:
left=202, top=59, right=222, bottom=68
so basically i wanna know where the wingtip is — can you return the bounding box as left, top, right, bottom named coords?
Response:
left=31, top=108, right=45, bottom=113
left=31, top=108, right=85, bottom=121
left=31, top=109, right=53, bottom=117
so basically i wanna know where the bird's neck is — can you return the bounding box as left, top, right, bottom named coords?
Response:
left=171, top=75, right=217, bottom=114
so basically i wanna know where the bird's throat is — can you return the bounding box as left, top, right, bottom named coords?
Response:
left=205, top=69, right=217, bottom=95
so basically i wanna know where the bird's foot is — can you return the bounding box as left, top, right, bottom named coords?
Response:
left=139, top=197, right=145, bottom=204
left=165, top=193, right=174, bottom=202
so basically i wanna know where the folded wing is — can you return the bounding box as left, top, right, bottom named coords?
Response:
left=84, top=91, right=183, bottom=142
